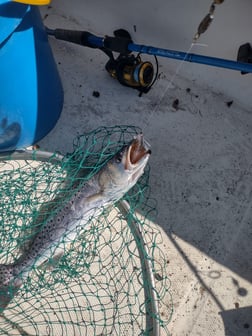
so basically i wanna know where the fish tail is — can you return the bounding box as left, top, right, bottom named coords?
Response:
left=0, top=264, right=22, bottom=311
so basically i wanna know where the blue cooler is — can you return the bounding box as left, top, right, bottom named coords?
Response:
left=0, top=0, right=63, bottom=151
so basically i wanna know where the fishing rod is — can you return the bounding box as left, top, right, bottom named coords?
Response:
left=46, top=27, right=252, bottom=94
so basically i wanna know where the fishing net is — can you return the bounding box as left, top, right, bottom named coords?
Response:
left=0, top=125, right=172, bottom=335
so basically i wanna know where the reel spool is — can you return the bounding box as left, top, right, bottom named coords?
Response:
left=105, top=54, right=155, bottom=94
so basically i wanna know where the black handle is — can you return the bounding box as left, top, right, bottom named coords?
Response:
left=50, top=28, right=99, bottom=49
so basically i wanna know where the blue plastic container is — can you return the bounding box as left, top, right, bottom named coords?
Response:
left=0, top=1, right=63, bottom=151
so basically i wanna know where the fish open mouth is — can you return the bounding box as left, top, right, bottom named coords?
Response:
left=127, top=134, right=151, bottom=167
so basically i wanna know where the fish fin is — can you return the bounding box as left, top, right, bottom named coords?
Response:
left=0, top=264, right=22, bottom=312
left=84, top=193, right=106, bottom=209
left=38, top=250, right=65, bottom=272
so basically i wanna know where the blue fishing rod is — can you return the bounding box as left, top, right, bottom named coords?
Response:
left=46, top=27, right=252, bottom=94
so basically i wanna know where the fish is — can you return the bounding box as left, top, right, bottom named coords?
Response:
left=0, top=134, right=151, bottom=308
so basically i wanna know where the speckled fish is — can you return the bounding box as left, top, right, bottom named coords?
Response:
left=0, top=134, right=151, bottom=306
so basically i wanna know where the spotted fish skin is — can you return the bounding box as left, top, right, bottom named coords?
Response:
left=0, top=134, right=151, bottom=305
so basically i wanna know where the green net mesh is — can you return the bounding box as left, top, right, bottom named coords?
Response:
left=0, top=126, right=172, bottom=335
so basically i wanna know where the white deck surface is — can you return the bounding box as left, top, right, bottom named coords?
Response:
left=39, top=1, right=252, bottom=335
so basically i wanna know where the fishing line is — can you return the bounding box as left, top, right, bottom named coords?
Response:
left=191, top=42, right=209, bottom=48
left=141, top=42, right=208, bottom=131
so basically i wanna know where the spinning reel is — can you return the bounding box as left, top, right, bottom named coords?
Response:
left=102, top=30, right=158, bottom=95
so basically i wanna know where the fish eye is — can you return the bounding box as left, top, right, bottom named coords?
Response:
left=115, top=151, right=123, bottom=163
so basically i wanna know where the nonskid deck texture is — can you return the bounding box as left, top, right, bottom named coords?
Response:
left=39, top=1, right=251, bottom=335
